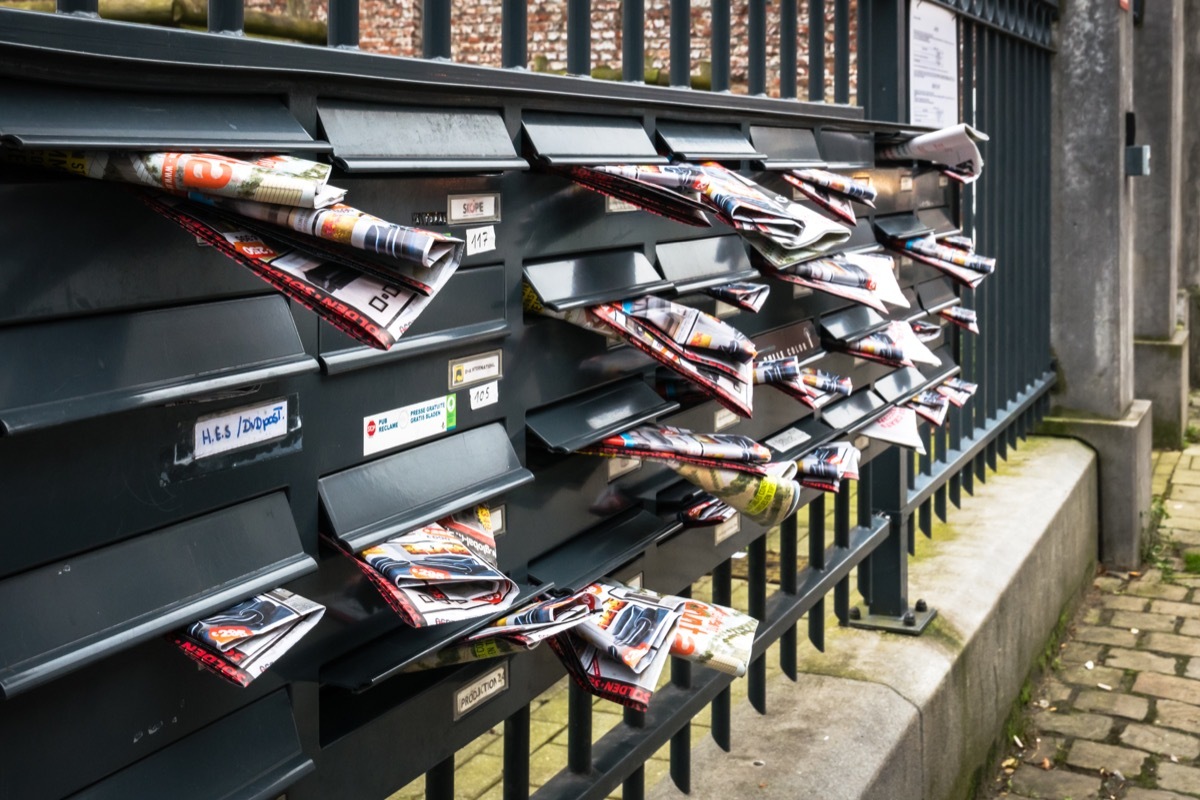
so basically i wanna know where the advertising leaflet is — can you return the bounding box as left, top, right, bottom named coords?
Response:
left=578, top=424, right=773, bottom=474
left=705, top=281, right=770, bottom=313
left=615, top=296, right=757, bottom=363
left=754, top=359, right=853, bottom=409
left=796, top=441, right=862, bottom=493
left=172, top=588, right=325, bottom=687
left=759, top=252, right=908, bottom=315
left=939, top=306, right=980, bottom=334
left=911, top=319, right=943, bottom=342
left=877, top=123, right=990, bottom=183
left=554, top=164, right=713, bottom=227
left=669, top=460, right=802, bottom=528
left=679, top=494, right=737, bottom=526
left=784, top=174, right=858, bottom=225
left=787, top=167, right=878, bottom=205
left=903, top=236, right=995, bottom=274
left=843, top=321, right=943, bottom=368
left=354, top=506, right=518, bottom=627
left=937, top=377, right=979, bottom=407
left=860, top=406, right=928, bottom=454
left=576, top=582, right=680, bottom=673
left=895, top=243, right=988, bottom=289
left=660, top=594, right=758, bottom=677
left=908, top=389, right=951, bottom=426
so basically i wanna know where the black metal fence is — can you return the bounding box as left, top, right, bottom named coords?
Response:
left=0, top=1, right=1055, bottom=798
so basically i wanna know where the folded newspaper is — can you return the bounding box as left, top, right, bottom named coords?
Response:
left=756, top=252, right=909, bottom=315
left=907, top=389, right=951, bottom=426
left=615, top=296, right=757, bottom=363
left=754, top=359, right=852, bottom=409
left=860, top=406, right=927, bottom=454
left=706, top=281, right=770, bottom=313
left=578, top=424, right=773, bottom=474
left=911, top=319, right=943, bottom=342
left=172, top=588, right=324, bottom=687
left=840, top=321, right=943, bottom=368
left=670, top=460, right=802, bottom=528
left=939, top=306, right=980, bottom=334
left=553, top=164, right=713, bottom=227
left=14, top=150, right=346, bottom=207
left=796, top=441, right=862, bottom=493
left=877, top=123, right=990, bottom=184
left=902, top=236, right=995, bottom=275
left=679, top=494, right=738, bottom=526
left=353, top=506, right=519, bottom=627
left=783, top=168, right=877, bottom=226
left=937, top=376, right=979, bottom=407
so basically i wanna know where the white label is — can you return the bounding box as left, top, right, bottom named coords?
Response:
left=899, top=176, right=914, bottom=192
left=470, top=380, right=499, bottom=410
left=854, top=174, right=872, bottom=187
left=714, top=514, right=742, bottom=545
left=363, top=394, right=457, bottom=456
left=450, top=350, right=503, bottom=389
left=447, top=193, right=501, bottom=224
left=607, top=456, right=642, bottom=482
left=713, top=300, right=739, bottom=319
left=791, top=186, right=806, bottom=202
left=454, top=663, right=508, bottom=720
left=765, top=427, right=812, bottom=453
left=854, top=434, right=871, bottom=451
left=626, top=573, right=644, bottom=589
left=193, top=398, right=289, bottom=459
left=713, top=408, right=739, bottom=431
left=909, top=0, right=959, bottom=128
left=939, top=175, right=949, bottom=187
left=606, top=196, right=638, bottom=213
left=465, top=225, right=496, bottom=256
left=490, top=504, right=506, bottom=536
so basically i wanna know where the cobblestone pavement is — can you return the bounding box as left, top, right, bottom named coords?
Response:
left=979, top=438, right=1200, bottom=800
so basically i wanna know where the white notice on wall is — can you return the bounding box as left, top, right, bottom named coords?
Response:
left=909, top=0, right=959, bottom=128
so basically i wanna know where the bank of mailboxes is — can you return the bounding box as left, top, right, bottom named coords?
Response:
left=0, top=82, right=962, bottom=799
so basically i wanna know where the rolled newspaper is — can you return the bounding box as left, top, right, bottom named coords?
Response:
left=789, top=167, right=878, bottom=205
left=903, top=237, right=995, bottom=274
left=670, top=461, right=801, bottom=528
left=793, top=257, right=877, bottom=289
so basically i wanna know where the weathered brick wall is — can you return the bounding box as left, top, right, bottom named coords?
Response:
left=246, top=0, right=857, bottom=102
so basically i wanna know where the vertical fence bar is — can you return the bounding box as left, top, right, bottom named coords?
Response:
left=567, top=0, right=591, bottom=76
left=808, top=0, right=826, bottom=100
left=327, top=0, right=359, bottom=47
left=503, top=706, right=530, bottom=800
left=711, top=0, right=731, bottom=91
left=670, top=584, right=693, bottom=792
left=567, top=682, right=592, bottom=774
left=670, top=0, right=691, bottom=86
left=710, top=559, right=732, bottom=749
left=422, top=0, right=451, bottom=58
left=748, top=0, right=767, bottom=94
left=624, top=0, right=645, bottom=81
left=501, top=0, right=527, bottom=68
left=425, top=756, right=455, bottom=800
left=780, top=0, right=798, bottom=99
left=862, top=446, right=911, bottom=620
left=855, top=461, right=872, bottom=604
left=779, top=513, right=798, bottom=678
left=857, top=0, right=906, bottom=120
left=833, top=482, right=850, bottom=623
left=835, top=0, right=850, bottom=102
left=809, top=496, right=827, bottom=650
left=748, top=533, right=768, bottom=712
left=208, top=0, right=243, bottom=33
left=623, top=765, right=646, bottom=800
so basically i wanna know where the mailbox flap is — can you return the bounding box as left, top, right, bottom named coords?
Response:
left=656, top=121, right=765, bottom=161
left=0, top=81, right=327, bottom=152
left=874, top=212, right=934, bottom=241
left=0, top=295, right=318, bottom=436
left=526, top=378, right=679, bottom=454
left=818, top=129, right=875, bottom=168
left=749, top=125, right=824, bottom=169
left=317, top=101, right=527, bottom=172
left=68, top=690, right=313, bottom=800
left=318, top=423, right=533, bottom=553
left=918, top=206, right=959, bottom=236
left=821, top=390, right=887, bottom=431
left=819, top=305, right=889, bottom=342
left=917, top=278, right=959, bottom=313
left=656, top=235, right=757, bottom=294
left=523, top=112, right=666, bottom=165
left=841, top=217, right=885, bottom=252
left=0, top=492, right=316, bottom=699
left=524, top=249, right=670, bottom=311
left=528, top=509, right=680, bottom=591
left=874, top=366, right=929, bottom=403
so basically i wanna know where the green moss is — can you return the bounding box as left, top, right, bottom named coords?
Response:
left=923, top=616, right=965, bottom=652
left=1184, top=552, right=1200, bottom=575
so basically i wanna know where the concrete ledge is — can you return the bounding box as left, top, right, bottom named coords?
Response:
left=1135, top=328, right=1190, bottom=448
left=650, top=437, right=1098, bottom=800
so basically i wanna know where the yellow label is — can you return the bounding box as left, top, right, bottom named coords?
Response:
left=745, top=478, right=777, bottom=515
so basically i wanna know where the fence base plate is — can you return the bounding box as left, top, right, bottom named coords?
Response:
left=847, top=606, right=937, bottom=636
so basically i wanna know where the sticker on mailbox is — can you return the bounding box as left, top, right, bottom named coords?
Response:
left=193, top=398, right=289, bottom=460
left=363, top=394, right=457, bottom=456
left=449, top=349, right=503, bottom=390
left=448, top=193, right=501, bottom=224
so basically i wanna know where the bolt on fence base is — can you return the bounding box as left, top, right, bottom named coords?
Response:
left=846, top=599, right=937, bottom=636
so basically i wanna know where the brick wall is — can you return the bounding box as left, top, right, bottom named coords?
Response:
left=247, top=0, right=858, bottom=103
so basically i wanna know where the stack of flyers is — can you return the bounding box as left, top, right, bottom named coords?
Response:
left=758, top=252, right=909, bottom=315
left=911, top=319, right=943, bottom=342
left=662, top=592, right=758, bottom=677
left=877, top=123, right=989, bottom=184
left=553, top=164, right=713, bottom=227
left=706, top=281, right=770, bottom=313
left=860, top=407, right=927, bottom=454
left=888, top=235, right=994, bottom=289
left=907, top=389, right=951, bottom=426
left=353, top=506, right=519, bottom=627
left=173, top=588, right=325, bottom=687
left=937, top=377, right=979, bottom=407
left=400, top=592, right=595, bottom=672
left=578, top=424, right=772, bottom=473
left=615, top=296, right=756, bottom=363
left=841, top=321, right=943, bottom=368
left=796, top=441, right=862, bottom=493
left=783, top=167, right=878, bottom=226
left=754, top=359, right=852, bottom=409
left=678, top=494, right=737, bottom=526
left=939, top=306, right=980, bottom=334
left=669, top=459, right=802, bottom=528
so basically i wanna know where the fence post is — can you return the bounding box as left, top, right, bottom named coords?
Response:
left=857, top=0, right=907, bottom=121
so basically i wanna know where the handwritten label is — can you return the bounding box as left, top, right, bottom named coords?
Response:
left=448, top=193, right=501, bottom=224
left=449, top=350, right=503, bottom=390
left=714, top=514, right=741, bottom=545
left=605, top=196, right=638, bottom=214
left=470, top=380, right=499, bottom=410
left=466, top=225, right=496, bottom=256
left=193, top=398, right=288, bottom=459
left=607, top=456, right=642, bottom=482
left=363, top=394, right=457, bottom=456
left=714, top=408, right=739, bottom=431
left=765, top=427, right=812, bottom=453
left=454, top=663, right=508, bottom=720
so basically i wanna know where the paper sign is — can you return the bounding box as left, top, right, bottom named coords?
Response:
left=449, top=350, right=503, bottom=389
left=765, top=427, right=812, bottom=453
left=714, top=514, right=741, bottom=545
left=454, top=663, right=508, bottom=720
left=194, top=398, right=288, bottom=459
left=466, top=225, right=496, bottom=255
left=714, top=408, right=739, bottom=431
left=909, top=0, right=959, bottom=128
left=470, top=380, right=499, bottom=410
left=363, top=394, right=457, bottom=456
left=447, top=193, right=501, bottom=224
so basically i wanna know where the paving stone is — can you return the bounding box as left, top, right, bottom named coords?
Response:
left=1059, top=663, right=1126, bottom=688
left=1095, top=575, right=1129, bottom=592
left=1134, top=672, right=1200, bottom=705
left=1180, top=618, right=1200, bottom=638
left=1106, top=595, right=1152, bottom=611
left=1167, top=514, right=1200, bottom=533
left=1170, top=485, right=1200, bottom=503
left=1066, top=739, right=1150, bottom=775
left=1119, top=723, right=1200, bottom=759
left=527, top=743, right=569, bottom=787
left=1152, top=600, right=1200, bottom=618
left=1009, top=766, right=1102, bottom=799
left=1157, top=762, right=1200, bottom=796
left=1170, top=529, right=1200, bottom=546
left=1112, top=611, right=1181, bottom=632
left=1075, top=625, right=1140, bottom=647
left=456, top=752, right=503, bottom=798
left=1075, top=689, right=1150, bottom=720
left=1124, top=790, right=1194, bottom=800
left=1157, top=699, right=1200, bottom=734
left=1145, top=633, right=1200, bottom=658
left=1171, top=470, right=1200, bottom=487
left=1081, top=607, right=1104, bottom=625
left=1062, top=642, right=1105, bottom=665
left=1186, top=658, right=1200, bottom=680
left=1043, top=679, right=1075, bottom=704
left=1105, top=648, right=1179, bottom=675
left=1036, top=711, right=1114, bottom=741
left=1129, top=583, right=1192, bottom=601
left=1022, top=735, right=1065, bottom=765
